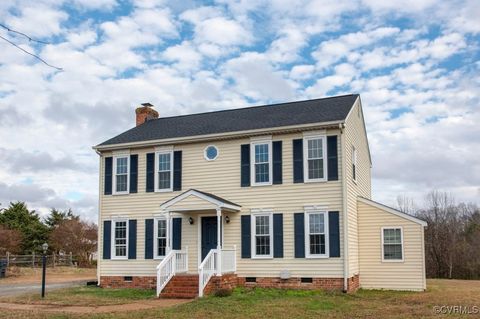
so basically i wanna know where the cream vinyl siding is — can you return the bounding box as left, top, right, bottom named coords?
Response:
left=343, top=99, right=372, bottom=276
left=99, top=130, right=345, bottom=278
left=357, top=200, right=426, bottom=291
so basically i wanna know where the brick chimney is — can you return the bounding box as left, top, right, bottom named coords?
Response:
left=135, top=103, right=159, bottom=126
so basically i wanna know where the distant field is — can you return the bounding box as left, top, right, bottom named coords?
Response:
left=1, top=279, right=479, bottom=318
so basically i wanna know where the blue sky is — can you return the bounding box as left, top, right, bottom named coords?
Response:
left=0, top=0, right=479, bottom=221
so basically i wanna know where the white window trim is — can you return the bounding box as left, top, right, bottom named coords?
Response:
left=303, top=135, right=328, bottom=183
left=204, top=145, right=219, bottom=161
left=381, top=226, right=404, bottom=263
left=153, top=217, right=170, bottom=260
left=352, top=146, right=357, bottom=184
left=250, top=140, right=273, bottom=186
left=251, top=212, right=273, bottom=259
left=154, top=150, right=173, bottom=192
left=305, top=211, right=329, bottom=258
left=111, top=219, right=128, bottom=260
left=113, top=155, right=129, bottom=195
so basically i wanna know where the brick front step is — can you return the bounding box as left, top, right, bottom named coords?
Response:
left=160, top=275, right=199, bottom=299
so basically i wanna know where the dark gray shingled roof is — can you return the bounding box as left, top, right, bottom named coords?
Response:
left=98, top=94, right=358, bottom=147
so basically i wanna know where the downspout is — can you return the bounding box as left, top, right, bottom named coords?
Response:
left=95, top=149, right=102, bottom=286
left=340, top=123, right=349, bottom=292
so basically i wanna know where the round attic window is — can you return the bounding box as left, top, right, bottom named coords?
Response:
left=204, top=145, right=218, bottom=161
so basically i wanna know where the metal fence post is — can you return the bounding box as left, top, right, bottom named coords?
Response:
left=32, top=252, right=35, bottom=268
left=6, top=252, right=9, bottom=267
left=70, top=252, right=73, bottom=266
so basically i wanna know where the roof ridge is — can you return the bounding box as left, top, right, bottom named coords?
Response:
left=146, top=94, right=359, bottom=122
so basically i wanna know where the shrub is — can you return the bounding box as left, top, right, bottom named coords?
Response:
left=213, top=288, right=232, bottom=297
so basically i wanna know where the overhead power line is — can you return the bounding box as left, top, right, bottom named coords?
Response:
left=0, top=22, right=63, bottom=71
left=0, top=23, right=51, bottom=45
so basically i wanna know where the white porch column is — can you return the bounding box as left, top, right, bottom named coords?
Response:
left=216, top=207, right=222, bottom=276
left=166, top=210, right=171, bottom=253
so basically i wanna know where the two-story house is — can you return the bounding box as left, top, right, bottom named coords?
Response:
left=93, top=94, right=427, bottom=298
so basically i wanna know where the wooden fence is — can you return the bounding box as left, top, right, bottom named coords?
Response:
left=1, top=252, right=76, bottom=267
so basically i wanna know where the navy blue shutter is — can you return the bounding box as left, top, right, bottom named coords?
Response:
left=294, top=213, right=305, bottom=258
left=104, top=157, right=113, bottom=195
left=329, top=211, right=340, bottom=257
left=172, top=218, right=182, bottom=250
left=327, top=136, right=338, bottom=181
left=128, top=220, right=137, bottom=259
left=272, top=141, right=283, bottom=185
left=273, top=213, right=283, bottom=258
left=102, top=220, right=111, bottom=259
left=293, top=139, right=304, bottom=183
left=145, top=219, right=154, bottom=259
left=241, top=215, right=251, bottom=258
left=129, top=155, right=138, bottom=193
left=146, top=153, right=155, bottom=192
left=241, top=144, right=250, bottom=187
left=173, top=151, right=182, bottom=191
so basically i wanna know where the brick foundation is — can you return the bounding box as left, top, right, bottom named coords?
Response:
left=346, top=274, right=360, bottom=293
left=237, top=276, right=344, bottom=291
left=100, top=276, right=156, bottom=289
left=204, top=273, right=238, bottom=295
left=100, top=274, right=360, bottom=294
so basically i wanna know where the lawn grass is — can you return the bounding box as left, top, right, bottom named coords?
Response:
left=0, top=286, right=156, bottom=306
left=1, top=279, right=479, bottom=319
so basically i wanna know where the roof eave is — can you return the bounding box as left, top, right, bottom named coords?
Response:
left=93, top=120, right=345, bottom=152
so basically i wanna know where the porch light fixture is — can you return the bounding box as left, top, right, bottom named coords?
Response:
left=189, top=217, right=194, bottom=225
left=225, top=216, right=230, bottom=223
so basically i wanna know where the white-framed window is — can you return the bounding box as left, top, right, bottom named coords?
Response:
left=251, top=141, right=272, bottom=186
left=303, top=136, right=327, bottom=182
left=381, top=227, right=404, bottom=262
left=112, top=220, right=128, bottom=259
left=155, top=151, right=173, bottom=192
left=204, top=145, right=219, bottom=161
left=251, top=213, right=273, bottom=258
left=352, top=146, right=357, bottom=182
left=305, top=211, right=329, bottom=258
left=113, top=155, right=129, bottom=194
left=154, top=218, right=169, bottom=259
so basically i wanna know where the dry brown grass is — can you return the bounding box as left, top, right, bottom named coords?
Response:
left=0, top=267, right=96, bottom=285
left=1, top=279, right=479, bottom=319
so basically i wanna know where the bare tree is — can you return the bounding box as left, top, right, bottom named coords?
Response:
left=49, top=219, right=97, bottom=266
left=0, top=225, right=23, bottom=254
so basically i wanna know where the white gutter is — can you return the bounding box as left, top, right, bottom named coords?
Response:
left=340, top=122, right=349, bottom=292
left=95, top=149, right=102, bottom=286
left=93, top=120, right=344, bottom=152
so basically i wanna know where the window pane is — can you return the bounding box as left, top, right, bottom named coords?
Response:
left=158, top=171, right=171, bottom=189
left=157, top=238, right=166, bottom=256
left=384, top=244, right=402, bottom=260
left=158, top=220, right=166, bottom=238
left=254, top=144, right=269, bottom=163
left=114, top=221, right=127, bottom=257
left=307, top=139, right=323, bottom=159
left=116, top=174, right=127, bottom=192
left=308, top=159, right=324, bottom=179
left=255, top=216, right=270, bottom=235
left=158, top=153, right=171, bottom=171
left=116, top=157, right=128, bottom=174
left=255, top=163, right=269, bottom=183
left=309, top=213, right=324, bottom=234
left=309, top=234, right=325, bottom=255
left=383, top=229, right=401, bottom=244
left=256, top=235, right=270, bottom=255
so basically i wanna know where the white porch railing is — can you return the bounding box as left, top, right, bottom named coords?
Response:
left=156, top=249, right=188, bottom=296
left=198, top=249, right=217, bottom=297
left=198, top=246, right=237, bottom=297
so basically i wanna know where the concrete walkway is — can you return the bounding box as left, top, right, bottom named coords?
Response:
left=0, top=280, right=91, bottom=297
left=0, top=299, right=191, bottom=314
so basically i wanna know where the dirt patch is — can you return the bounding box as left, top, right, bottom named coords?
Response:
left=0, top=299, right=191, bottom=314
left=0, top=267, right=96, bottom=285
